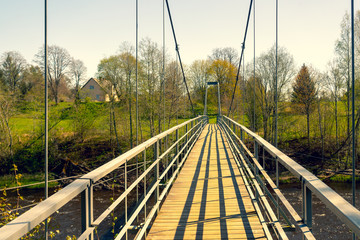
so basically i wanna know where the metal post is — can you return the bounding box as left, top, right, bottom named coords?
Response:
left=253, top=0, right=256, bottom=132
left=242, top=51, right=246, bottom=125
left=81, top=188, right=88, bottom=233
left=254, top=141, right=259, bottom=201
left=217, top=82, right=221, bottom=116
left=44, top=1, right=49, bottom=239
left=185, top=124, right=188, bottom=152
left=163, top=0, right=166, bottom=133
left=135, top=0, right=139, bottom=222
left=254, top=139, right=258, bottom=161
left=125, top=159, right=128, bottom=240
left=155, top=141, right=159, bottom=214
left=302, top=181, right=312, bottom=232
left=240, top=129, right=244, bottom=155
left=165, top=135, right=168, bottom=182
left=276, top=155, right=280, bottom=218
left=274, top=0, right=278, bottom=148
left=351, top=0, right=356, bottom=232
left=81, top=182, right=93, bottom=240
left=143, top=149, right=147, bottom=220
left=204, top=84, right=208, bottom=115
left=176, top=129, right=179, bottom=167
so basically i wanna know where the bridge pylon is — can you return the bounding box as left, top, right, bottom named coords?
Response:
left=203, top=81, right=221, bottom=116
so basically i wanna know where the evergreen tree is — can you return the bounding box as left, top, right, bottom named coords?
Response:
left=292, top=64, right=317, bottom=146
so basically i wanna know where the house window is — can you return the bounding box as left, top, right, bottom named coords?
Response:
left=89, top=85, right=94, bottom=89
left=96, top=94, right=100, bottom=100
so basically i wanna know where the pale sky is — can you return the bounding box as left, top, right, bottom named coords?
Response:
left=0, top=0, right=357, bottom=80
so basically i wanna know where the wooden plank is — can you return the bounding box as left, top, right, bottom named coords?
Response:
left=146, top=124, right=267, bottom=240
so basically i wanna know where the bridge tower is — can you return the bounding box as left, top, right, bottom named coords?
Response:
left=203, top=81, right=221, bottom=116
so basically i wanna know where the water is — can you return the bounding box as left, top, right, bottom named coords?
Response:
left=280, top=182, right=360, bottom=240
left=4, top=182, right=360, bottom=239
left=5, top=187, right=140, bottom=239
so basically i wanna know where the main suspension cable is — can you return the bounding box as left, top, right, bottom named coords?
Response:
left=227, top=0, right=254, bottom=116
left=165, top=0, right=195, bottom=117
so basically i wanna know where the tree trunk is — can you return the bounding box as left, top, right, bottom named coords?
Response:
left=346, top=54, right=350, bottom=170
left=4, top=117, right=13, bottom=157
left=113, top=108, right=121, bottom=154
left=306, top=110, right=310, bottom=148
left=263, top=115, right=268, bottom=140
left=317, top=101, right=324, bottom=167
left=335, top=97, right=339, bottom=169
left=128, top=77, right=133, bottom=149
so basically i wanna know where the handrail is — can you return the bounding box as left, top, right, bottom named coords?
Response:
left=219, top=118, right=288, bottom=239
left=219, top=117, right=314, bottom=239
left=221, top=115, right=360, bottom=237
left=0, top=116, right=206, bottom=240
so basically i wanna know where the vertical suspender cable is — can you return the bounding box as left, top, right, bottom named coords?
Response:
left=135, top=0, right=139, bottom=214
left=275, top=0, right=280, bottom=220
left=351, top=0, right=356, bottom=228
left=44, top=0, right=49, bottom=239
left=228, top=0, right=253, bottom=115
left=165, top=0, right=195, bottom=117
left=274, top=0, right=278, bottom=148
left=135, top=0, right=138, bottom=147
left=163, top=0, right=166, bottom=132
left=253, top=0, right=256, bottom=131
left=243, top=51, right=245, bottom=125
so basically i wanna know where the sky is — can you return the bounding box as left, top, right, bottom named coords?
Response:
left=0, top=0, right=357, bottom=81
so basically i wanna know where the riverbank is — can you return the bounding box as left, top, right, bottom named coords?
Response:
left=276, top=168, right=360, bottom=184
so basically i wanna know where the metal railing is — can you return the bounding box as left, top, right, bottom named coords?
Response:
left=219, top=115, right=360, bottom=239
left=0, top=115, right=208, bottom=240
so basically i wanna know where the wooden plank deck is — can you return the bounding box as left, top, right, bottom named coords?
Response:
left=146, top=124, right=267, bottom=240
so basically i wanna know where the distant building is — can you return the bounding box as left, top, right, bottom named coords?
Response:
left=80, top=78, right=117, bottom=102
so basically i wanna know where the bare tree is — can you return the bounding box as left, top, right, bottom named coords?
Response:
left=139, top=37, right=162, bottom=137
left=1, top=51, right=27, bottom=93
left=97, top=55, right=124, bottom=100
left=118, top=43, right=136, bottom=148
left=209, top=47, right=239, bottom=66
left=189, top=59, right=212, bottom=105
left=165, top=60, right=183, bottom=127
left=335, top=13, right=352, bottom=153
left=35, top=45, right=72, bottom=104
left=70, top=58, right=87, bottom=101
left=0, top=88, right=15, bottom=157
left=255, top=45, right=295, bottom=141
left=325, top=60, right=345, bottom=167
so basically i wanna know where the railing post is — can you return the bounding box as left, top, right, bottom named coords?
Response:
left=240, top=129, right=244, bottom=155
left=176, top=129, right=179, bottom=167
left=254, top=141, right=259, bottom=201
left=185, top=124, right=188, bottom=152
left=155, top=140, right=160, bottom=214
left=143, top=149, right=147, bottom=220
left=254, top=138, right=258, bottom=171
left=81, top=181, right=93, bottom=240
left=165, top=134, right=168, bottom=182
left=125, top=159, right=128, bottom=240
left=276, top=155, right=280, bottom=218
left=302, top=180, right=312, bottom=234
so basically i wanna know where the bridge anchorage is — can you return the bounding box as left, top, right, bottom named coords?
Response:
left=1, top=116, right=360, bottom=239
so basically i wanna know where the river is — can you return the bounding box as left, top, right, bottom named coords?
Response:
left=4, top=182, right=360, bottom=239
left=280, top=181, right=360, bottom=240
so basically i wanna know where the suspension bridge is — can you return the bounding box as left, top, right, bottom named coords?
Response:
left=1, top=0, right=360, bottom=239
left=1, top=115, right=360, bottom=240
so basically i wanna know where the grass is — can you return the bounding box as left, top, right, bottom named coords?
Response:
left=208, top=117, right=217, bottom=124
left=329, top=174, right=360, bottom=183
left=0, top=173, right=59, bottom=189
